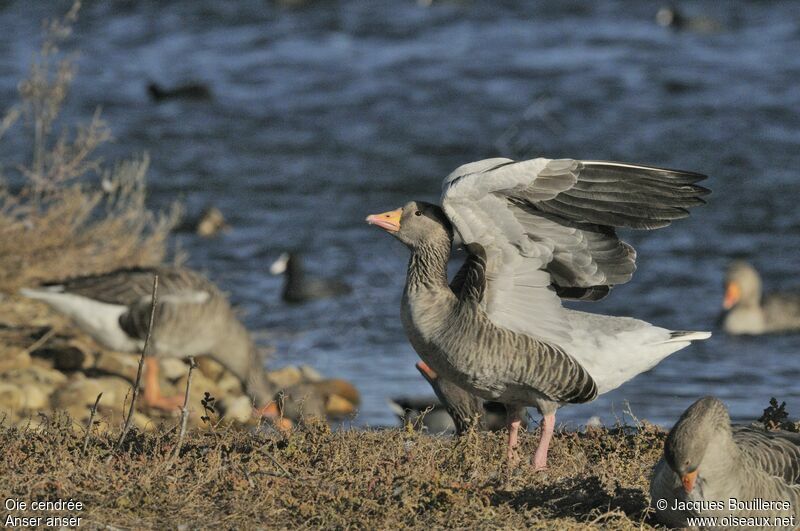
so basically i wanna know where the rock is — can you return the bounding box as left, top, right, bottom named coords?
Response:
left=44, top=336, right=97, bottom=371
left=326, top=394, right=357, bottom=417
left=0, top=382, right=24, bottom=411
left=20, top=385, right=49, bottom=411
left=51, top=374, right=132, bottom=411
left=219, top=395, right=254, bottom=424
left=313, top=379, right=360, bottom=406
left=299, top=364, right=323, bottom=382
left=52, top=345, right=93, bottom=371
left=2, top=365, right=68, bottom=387
left=267, top=365, right=303, bottom=388
left=174, top=369, right=222, bottom=414
left=0, top=347, right=31, bottom=374
left=195, top=206, right=228, bottom=237
left=160, top=358, right=189, bottom=381
left=91, top=351, right=140, bottom=381
left=216, top=371, right=243, bottom=395
left=196, top=356, right=226, bottom=382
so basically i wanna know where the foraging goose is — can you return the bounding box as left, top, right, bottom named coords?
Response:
left=147, top=82, right=212, bottom=102
left=366, top=157, right=710, bottom=469
left=722, top=261, right=800, bottom=335
left=270, top=252, right=351, bottom=303
left=20, top=267, right=278, bottom=414
left=650, top=396, right=800, bottom=528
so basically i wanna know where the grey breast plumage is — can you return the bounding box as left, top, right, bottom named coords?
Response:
left=651, top=396, right=800, bottom=528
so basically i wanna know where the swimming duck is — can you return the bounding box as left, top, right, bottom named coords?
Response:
left=147, top=82, right=212, bottom=102
left=270, top=252, right=351, bottom=303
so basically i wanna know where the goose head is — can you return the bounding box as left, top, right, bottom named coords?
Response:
left=366, top=201, right=452, bottom=248
left=723, top=261, right=761, bottom=310
left=664, top=396, right=731, bottom=494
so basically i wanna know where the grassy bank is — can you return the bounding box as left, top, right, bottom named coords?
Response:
left=0, top=417, right=667, bottom=529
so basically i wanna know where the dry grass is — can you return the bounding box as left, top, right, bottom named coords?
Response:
left=0, top=2, right=178, bottom=292
left=0, top=415, right=668, bottom=529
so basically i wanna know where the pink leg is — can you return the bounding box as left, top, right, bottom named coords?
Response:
left=506, top=409, right=522, bottom=468
left=532, top=413, right=555, bottom=470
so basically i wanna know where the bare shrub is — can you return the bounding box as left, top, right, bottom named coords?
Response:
left=0, top=1, right=179, bottom=292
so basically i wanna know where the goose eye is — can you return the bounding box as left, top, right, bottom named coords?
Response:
left=414, top=211, right=422, bottom=216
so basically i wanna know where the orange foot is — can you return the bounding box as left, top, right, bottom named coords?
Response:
left=254, top=402, right=293, bottom=432
left=143, top=357, right=184, bottom=411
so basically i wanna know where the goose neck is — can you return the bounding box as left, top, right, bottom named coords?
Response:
left=407, top=240, right=450, bottom=290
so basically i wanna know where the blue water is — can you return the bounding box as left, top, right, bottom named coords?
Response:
left=1, top=1, right=799, bottom=427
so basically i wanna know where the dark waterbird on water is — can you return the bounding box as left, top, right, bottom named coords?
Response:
left=367, top=157, right=710, bottom=470
left=147, top=81, right=212, bottom=102
left=650, top=396, right=800, bottom=527
left=270, top=252, right=351, bottom=303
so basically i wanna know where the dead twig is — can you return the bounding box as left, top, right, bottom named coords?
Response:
left=170, top=356, right=197, bottom=461
left=23, top=327, right=56, bottom=354
left=108, top=273, right=158, bottom=461
left=260, top=444, right=292, bottom=478
left=81, top=392, right=102, bottom=456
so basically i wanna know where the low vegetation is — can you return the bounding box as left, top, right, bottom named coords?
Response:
left=0, top=415, right=668, bottom=529
left=0, top=2, right=178, bottom=293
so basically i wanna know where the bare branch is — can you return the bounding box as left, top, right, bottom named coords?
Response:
left=81, top=392, right=102, bottom=456
left=108, top=273, right=158, bottom=461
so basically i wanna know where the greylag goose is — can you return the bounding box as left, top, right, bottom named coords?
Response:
left=722, top=261, right=800, bottom=335
left=147, top=82, right=211, bottom=102
left=650, top=396, right=800, bottom=528
left=20, top=267, right=278, bottom=415
left=269, top=252, right=351, bottom=303
left=366, top=157, right=710, bottom=469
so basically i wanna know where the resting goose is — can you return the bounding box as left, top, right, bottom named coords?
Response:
left=367, top=157, right=710, bottom=469
left=270, top=252, right=351, bottom=303
left=20, top=267, right=278, bottom=415
left=650, top=396, right=800, bottom=528
left=722, top=261, right=800, bottom=335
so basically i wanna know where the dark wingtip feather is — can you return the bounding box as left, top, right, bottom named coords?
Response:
left=582, top=160, right=709, bottom=184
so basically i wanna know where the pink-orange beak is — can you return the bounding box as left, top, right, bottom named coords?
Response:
left=415, top=361, right=438, bottom=384
left=722, top=282, right=741, bottom=310
left=682, top=469, right=698, bottom=493
left=366, top=208, right=402, bottom=233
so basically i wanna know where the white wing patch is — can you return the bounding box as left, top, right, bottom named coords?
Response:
left=442, top=158, right=572, bottom=343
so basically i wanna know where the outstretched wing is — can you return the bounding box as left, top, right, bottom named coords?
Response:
left=441, top=157, right=708, bottom=343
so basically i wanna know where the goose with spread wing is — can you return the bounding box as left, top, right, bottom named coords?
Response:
left=650, top=396, right=800, bottom=528
left=366, top=157, right=711, bottom=469
left=20, top=267, right=280, bottom=416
